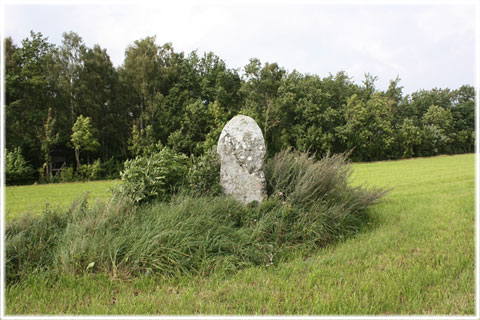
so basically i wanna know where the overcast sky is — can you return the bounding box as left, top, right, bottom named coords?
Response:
left=2, top=0, right=477, bottom=94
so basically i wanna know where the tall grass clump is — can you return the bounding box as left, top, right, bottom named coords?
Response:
left=5, top=194, right=103, bottom=282
left=262, top=148, right=387, bottom=247
left=6, top=206, right=66, bottom=282
left=6, top=149, right=386, bottom=283
left=6, top=195, right=265, bottom=281
left=265, top=148, right=385, bottom=209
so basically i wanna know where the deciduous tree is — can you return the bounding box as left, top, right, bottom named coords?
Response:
left=71, top=115, right=99, bottom=170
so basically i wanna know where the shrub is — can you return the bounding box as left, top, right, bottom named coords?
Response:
left=5, top=147, right=35, bottom=185
left=49, top=159, right=121, bottom=183
left=102, top=157, right=123, bottom=179
left=185, top=148, right=222, bottom=197
left=119, top=147, right=189, bottom=203
left=77, top=164, right=91, bottom=180
left=77, top=159, right=104, bottom=181
left=91, top=159, right=104, bottom=179
left=58, top=166, right=75, bottom=182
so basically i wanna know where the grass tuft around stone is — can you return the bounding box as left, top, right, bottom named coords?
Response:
left=6, top=149, right=386, bottom=283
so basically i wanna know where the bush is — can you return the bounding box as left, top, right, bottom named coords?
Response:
left=6, top=149, right=386, bottom=283
left=5, top=147, right=35, bottom=185
left=119, top=147, right=189, bottom=203
left=185, top=148, right=222, bottom=197
left=76, top=159, right=104, bottom=181
left=47, top=158, right=121, bottom=184
left=102, top=157, right=123, bottom=179
left=58, top=166, right=75, bottom=182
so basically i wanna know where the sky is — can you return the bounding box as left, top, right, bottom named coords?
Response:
left=2, top=0, right=477, bottom=94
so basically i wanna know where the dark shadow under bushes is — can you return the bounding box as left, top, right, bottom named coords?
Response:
left=6, top=149, right=387, bottom=284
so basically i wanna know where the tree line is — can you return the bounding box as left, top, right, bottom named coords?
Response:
left=5, top=31, right=475, bottom=183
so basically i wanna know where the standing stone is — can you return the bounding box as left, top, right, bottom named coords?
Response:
left=217, top=115, right=267, bottom=204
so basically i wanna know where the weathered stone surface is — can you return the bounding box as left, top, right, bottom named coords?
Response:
left=217, top=115, right=266, bottom=204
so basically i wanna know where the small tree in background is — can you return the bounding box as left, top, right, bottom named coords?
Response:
left=71, top=115, right=99, bottom=170
left=39, top=107, right=59, bottom=179
left=421, top=105, right=454, bottom=155
left=128, top=124, right=161, bottom=157
left=398, top=118, right=422, bottom=158
left=5, top=147, right=34, bottom=185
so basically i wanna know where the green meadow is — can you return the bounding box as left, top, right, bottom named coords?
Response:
left=4, top=153, right=475, bottom=315
left=4, top=180, right=118, bottom=221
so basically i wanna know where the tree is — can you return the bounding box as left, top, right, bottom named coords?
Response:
left=39, top=107, right=59, bottom=179
left=167, top=51, right=242, bottom=155
left=449, top=85, right=475, bottom=153
left=5, top=148, right=35, bottom=185
left=167, top=99, right=212, bottom=155
left=274, top=71, right=333, bottom=157
left=386, top=76, right=403, bottom=105
left=4, top=37, right=19, bottom=105
left=120, top=36, right=162, bottom=131
left=420, top=105, right=454, bottom=155
left=197, top=51, right=242, bottom=110
left=71, top=115, right=99, bottom=170
left=76, top=44, right=127, bottom=160
left=398, top=118, right=422, bottom=158
left=318, top=71, right=361, bottom=153
left=337, top=93, right=395, bottom=161
left=402, top=88, right=453, bottom=125
left=128, top=124, right=160, bottom=157
left=59, top=31, right=86, bottom=126
left=386, top=76, right=405, bottom=131
left=5, top=31, right=57, bottom=168
left=58, top=32, right=85, bottom=123
left=359, top=73, right=378, bottom=100
left=240, top=59, right=285, bottom=155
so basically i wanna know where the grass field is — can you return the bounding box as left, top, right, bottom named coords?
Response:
left=4, top=180, right=118, bottom=221
left=4, top=154, right=475, bottom=315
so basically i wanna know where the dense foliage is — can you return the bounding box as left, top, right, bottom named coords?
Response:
left=118, top=146, right=188, bottom=203
left=6, top=150, right=385, bottom=282
left=5, top=147, right=35, bottom=185
left=118, top=146, right=221, bottom=203
left=5, top=31, right=475, bottom=184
